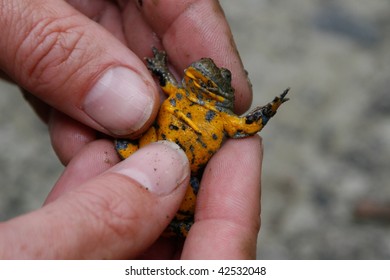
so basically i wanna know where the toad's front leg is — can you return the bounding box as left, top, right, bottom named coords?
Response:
left=145, top=47, right=179, bottom=96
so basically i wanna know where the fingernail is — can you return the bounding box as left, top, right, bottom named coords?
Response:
left=111, top=141, right=190, bottom=196
left=83, top=67, right=155, bottom=135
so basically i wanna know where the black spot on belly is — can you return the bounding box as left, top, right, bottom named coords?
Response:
left=189, top=145, right=195, bottom=164
left=175, top=139, right=186, bottom=152
left=196, top=136, right=207, bottom=148
left=169, top=124, right=179, bottom=130
left=212, top=133, right=218, bottom=140
left=190, top=177, right=200, bottom=195
left=176, top=93, right=183, bottom=100
left=169, top=98, right=176, bottom=107
left=186, top=112, right=192, bottom=119
left=205, top=110, right=216, bottom=122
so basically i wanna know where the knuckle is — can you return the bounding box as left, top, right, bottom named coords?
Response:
left=15, top=13, right=88, bottom=91
left=75, top=180, right=147, bottom=240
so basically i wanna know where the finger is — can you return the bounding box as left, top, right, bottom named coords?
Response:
left=48, top=110, right=97, bottom=165
left=65, top=0, right=127, bottom=43
left=44, top=139, right=118, bottom=204
left=137, top=238, right=183, bottom=260
left=182, top=136, right=262, bottom=259
left=65, top=0, right=115, bottom=20
left=21, top=90, right=98, bottom=165
left=119, top=2, right=162, bottom=59
left=0, top=141, right=190, bottom=259
left=122, top=0, right=252, bottom=114
left=0, top=0, right=159, bottom=137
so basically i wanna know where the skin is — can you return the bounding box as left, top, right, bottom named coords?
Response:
left=0, top=0, right=261, bottom=259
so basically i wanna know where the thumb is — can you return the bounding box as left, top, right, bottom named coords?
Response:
left=0, top=141, right=190, bottom=259
left=0, top=0, right=159, bottom=137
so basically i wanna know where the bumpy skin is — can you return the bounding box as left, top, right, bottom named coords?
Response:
left=115, top=48, right=289, bottom=237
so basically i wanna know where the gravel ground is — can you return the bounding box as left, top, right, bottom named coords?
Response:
left=1, top=0, right=390, bottom=259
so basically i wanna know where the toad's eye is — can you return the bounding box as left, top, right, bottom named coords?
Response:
left=221, top=68, right=232, bottom=82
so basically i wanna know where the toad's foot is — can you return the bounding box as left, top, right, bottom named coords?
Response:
left=145, top=47, right=178, bottom=88
left=245, top=87, right=290, bottom=125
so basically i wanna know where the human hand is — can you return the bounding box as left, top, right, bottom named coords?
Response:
left=0, top=0, right=252, bottom=165
left=0, top=137, right=261, bottom=259
left=0, top=0, right=260, bottom=259
left=177, top=136, right=262, bottom=260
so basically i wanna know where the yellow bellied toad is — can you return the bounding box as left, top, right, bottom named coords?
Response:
left=115, top=48, right=289, bottom=237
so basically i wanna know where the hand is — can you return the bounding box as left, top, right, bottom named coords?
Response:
left=0, top=0, right=260, bottom=259
left=0, top=0, right=252, bottom=165
left=0, top=137, right=262, bottom=259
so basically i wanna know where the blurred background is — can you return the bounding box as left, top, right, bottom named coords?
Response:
left=1, top=0, right=390, bottom=259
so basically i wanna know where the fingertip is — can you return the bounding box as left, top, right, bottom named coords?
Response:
left=111, top=141, right=190, bottom=196
left=36, top=141, right=190, bottom=259
left=83, top=66, right=159, bottom=137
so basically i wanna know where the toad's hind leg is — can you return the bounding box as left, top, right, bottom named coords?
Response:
left=164, top=176, right=200, bottom=237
